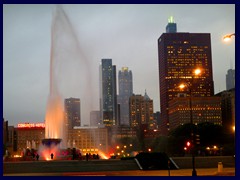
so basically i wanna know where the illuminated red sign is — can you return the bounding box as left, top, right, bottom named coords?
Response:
left=17, top=123, right=45, bottom=128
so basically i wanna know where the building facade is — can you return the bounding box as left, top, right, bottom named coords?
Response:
left=153, top=111, right=160, bottom=128
left=118, top=67, right=133, bottom=126
left=226, top=69, right=235, bottom=90
left=7, top=126, right=17, bottom=155
left=68, top=126, right=108, bottom=156
left=168, top=96, right=222, bottom=131
left=158, top=29, right=214, bottom=135
left=215, top=88, right=235, bottom=133
left=64, top=97, right=81, bottom=129
left=16, top=123, right=45, bottom=155
left=110, top=125, right=137, bottom=139
left=129, top=91, right=154, bottom=128
left=99, top=59, right=117, bottom=126
left=3, top=119, right=8, bottom=145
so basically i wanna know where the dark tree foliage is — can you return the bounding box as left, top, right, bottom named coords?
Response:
left=169, top=123, right=194, bottom=138
left=197, top=122, right=225, bottom=146
left=168, top=122, right=234, bottom=156
left=170, top=122, right=227, bottom=146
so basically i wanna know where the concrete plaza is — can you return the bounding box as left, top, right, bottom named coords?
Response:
left=3, top=156, right=235, bottom=176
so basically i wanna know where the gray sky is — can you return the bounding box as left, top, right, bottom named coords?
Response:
left=3, top=4, right=235, bottom=127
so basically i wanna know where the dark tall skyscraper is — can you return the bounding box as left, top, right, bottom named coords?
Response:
left=118, top=67, right=133, bottom=126
left=64, top=98, right=81, bottom=129
left=166, top=16, right=177, bottom=33
left=226, top=69, right=235, bottom=90
left=158, top=28, right=214, bottom=135
left=100, top=59, right=117, bottom=126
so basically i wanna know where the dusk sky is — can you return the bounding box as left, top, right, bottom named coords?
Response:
left=3, top=4, right=235, bottom=126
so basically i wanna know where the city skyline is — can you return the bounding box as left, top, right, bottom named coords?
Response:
left=3, top=4, right=235, bottom=126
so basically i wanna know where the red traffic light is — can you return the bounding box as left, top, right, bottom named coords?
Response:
left=186, top=141, right=191, bottom=147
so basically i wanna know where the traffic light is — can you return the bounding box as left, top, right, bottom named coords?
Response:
left=186, top=141, right=191, bottom=147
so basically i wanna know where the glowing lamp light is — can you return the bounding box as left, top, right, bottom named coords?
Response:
left=194, top=68, right=201, bottom=76
left=223, top=36, right=231, bottom=42
left=179, top=84, right=186, bottom=89
left=223, top=33, right=235, bottom=42
left=168, top=16, right=174, bottom=23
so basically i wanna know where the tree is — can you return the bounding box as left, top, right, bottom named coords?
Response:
left=197, top=122, right=225, bottom=146
left=169, top=122, right=233, bottom=156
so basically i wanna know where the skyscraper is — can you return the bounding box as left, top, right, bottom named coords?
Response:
left=226, top=69, right=235, bottom=90
left=129, top=91, right=154, bottom=128
left=166, top=16, right=177, bottom=33
left=158, top=23, right=214, bottom=135
left=118, top=67, right=133, bottom=126
left=215, top=88, right=235, bottom=134
left=99, top=59, right=117, bottom=126
left=64, top=98, right=81, bottom=129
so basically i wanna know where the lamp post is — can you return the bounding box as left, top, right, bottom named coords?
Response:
left=179, top=68, right=201, bottom=176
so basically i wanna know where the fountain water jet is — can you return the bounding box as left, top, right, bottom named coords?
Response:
left=42, top=6, right=68, bottom=153
left=39, top=5, right=96, bottom=160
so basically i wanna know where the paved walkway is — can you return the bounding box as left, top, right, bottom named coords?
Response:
left=4, top=168, right=235, bottom=176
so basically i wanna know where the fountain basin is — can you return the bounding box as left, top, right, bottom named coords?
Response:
left=42, top=138, right=62, bottom=147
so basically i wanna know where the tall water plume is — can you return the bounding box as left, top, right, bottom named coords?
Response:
left=45, top=5, right=93, bottom=149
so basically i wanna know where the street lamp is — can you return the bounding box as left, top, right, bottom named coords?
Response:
left=223, top=33, right=235, bottom=42
left=179, top=68, right=201, bottom=176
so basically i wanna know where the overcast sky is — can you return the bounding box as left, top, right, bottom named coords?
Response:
left=3, top=4, right=235, bottom=126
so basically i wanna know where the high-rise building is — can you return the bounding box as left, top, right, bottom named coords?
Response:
left=226, top=69, right=235, bottom=90
left=129, top=91, right=154, bottom=128
left=158, top=22, right=214, bottom=135
left=166, top=16, right=177, bottom=33
left=99, top=59, right=117, bottom=126
left=118, top=67, right=133, bottom=126
left=65, top=98, right=81, bottom=129
left=168, top=96, right=222, bottom=131
left=153, top=111, right=160, bottom=128
left=3, top=119, right=8, bottom=145
left=215, top=88, right=235, bottom=134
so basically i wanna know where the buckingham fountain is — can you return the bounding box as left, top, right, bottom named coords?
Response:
left=39, top=5, right=87, bottom=160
